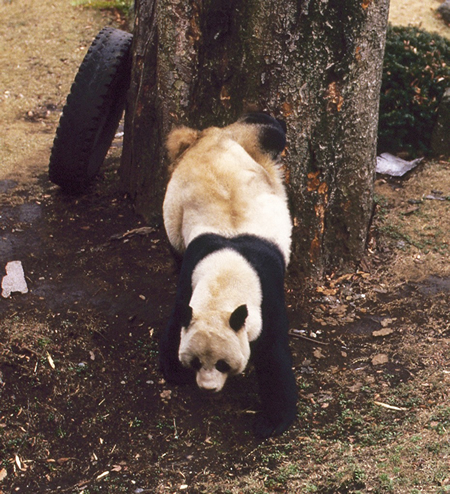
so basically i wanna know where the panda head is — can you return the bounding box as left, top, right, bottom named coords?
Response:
left=229, top=112, right=287, bottom=162
left=178, top=304, right=251, bottom=392
left=166, top=112, right=286, bottom=165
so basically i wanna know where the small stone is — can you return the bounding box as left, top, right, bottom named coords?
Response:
left=372, top=353, right=389, bottom=366
left=437, top=0, right=450, bottom=23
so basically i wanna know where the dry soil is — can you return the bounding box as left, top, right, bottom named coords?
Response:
left=0, top=1, right=449, bottom=493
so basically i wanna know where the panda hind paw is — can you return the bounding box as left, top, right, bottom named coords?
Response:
left=253, top=413, right=294, bottom=439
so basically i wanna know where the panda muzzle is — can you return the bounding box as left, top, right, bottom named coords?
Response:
left=196, top=368, right=227, bottom=392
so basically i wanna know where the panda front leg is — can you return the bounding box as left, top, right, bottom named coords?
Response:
left=252, top=338, right=297, bottom=439
left=159, top=308, right=195, bottom=385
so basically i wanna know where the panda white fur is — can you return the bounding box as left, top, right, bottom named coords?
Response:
left=160, top=113, right=297, bottom=438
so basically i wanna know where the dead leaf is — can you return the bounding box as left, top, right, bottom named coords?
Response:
left=56, top=458, right=73, bottom=465
left=330, top=273, right=354, bottom=286
left=160, top=390, right=172, bottom=400
left=402, top=206, right=420, bottom=215
left=316, top=286, right=338, bottom=296
left=372, top=354, right=389, bottom=366
left=348, top=382, right=363, bottom=393
left=381, top=318, right=395, bottom=327
left=372, top=327, right=394, bottom=337
left=0, top=468, right=7, bottom=482
left=313, top=348, right=326, bottom=359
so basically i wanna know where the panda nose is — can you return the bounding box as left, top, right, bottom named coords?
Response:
left=200, top=384, right=219, bottom=393
left=196, top=369, right=224, bottom=392
left=198, top=378, right=219, bottom=393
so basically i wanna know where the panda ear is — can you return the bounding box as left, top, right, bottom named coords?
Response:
left=237, top=112, right=286, bottom=160
left=179, top=305, right=193, bottom=329
left=166, top=126, right=199, bottom=161
left=229, top=305, right=248, bottom=332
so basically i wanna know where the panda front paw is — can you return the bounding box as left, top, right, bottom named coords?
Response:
left=253, top=412, right=295, bottom=439
left=160, top=354, right=194, bottom=385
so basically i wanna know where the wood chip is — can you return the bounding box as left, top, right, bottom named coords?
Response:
left=47, top=351, right=55, bottom=369
left=0, top=467, right=7, bottom=481
left=289, top=329, right=329, bottom=346
left=372, top=327, right=394, bottom=337
left=374, top=400, right=407, bottom=411
left=110, top=227, right=156, bottom=241
left=96, top=471, right=109, bottom=480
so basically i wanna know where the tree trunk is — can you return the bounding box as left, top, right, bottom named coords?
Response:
left=120, top=0, right=390, bottom=277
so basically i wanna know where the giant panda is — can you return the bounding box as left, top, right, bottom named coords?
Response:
left=159, top=113, right=297, bottom=438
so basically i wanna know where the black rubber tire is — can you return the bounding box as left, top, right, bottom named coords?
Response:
left=49, top=27, right=133, bottom=192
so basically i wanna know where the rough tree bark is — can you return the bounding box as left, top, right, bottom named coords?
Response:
left=120, top=0, right=390, bottom=277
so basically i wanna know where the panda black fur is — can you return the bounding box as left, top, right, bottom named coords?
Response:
left=160, top=113, right=297, bottom=438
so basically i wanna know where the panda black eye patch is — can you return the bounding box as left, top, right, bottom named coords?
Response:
left=190, top=357, right=202, bottom=371
left=215, top=359, right=231, bottom=373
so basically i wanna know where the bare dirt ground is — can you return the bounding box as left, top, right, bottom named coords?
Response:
left=1, top=1, right=450, bottom=493
left=389, top=0, right=450, bottom=39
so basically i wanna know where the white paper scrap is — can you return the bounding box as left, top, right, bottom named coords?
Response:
left=1, top=261, right=29, bottom=298
left=376, top=153, right=423, bottom=177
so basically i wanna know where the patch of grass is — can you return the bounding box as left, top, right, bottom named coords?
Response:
left=55, top=426, right=67, bottom=438
left=37, top=337, right=51, bottom=348
left=378, top=473, right=395, bottom=492
left=72, top=0, right=133, bottom=17
left=131, top=416, right=143, bottom=428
